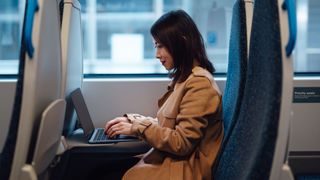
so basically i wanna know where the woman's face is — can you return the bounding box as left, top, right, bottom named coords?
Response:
left=154, top=40, right=174, bottom=70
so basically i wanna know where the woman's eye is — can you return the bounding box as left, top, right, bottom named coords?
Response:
left=155, top=44, right=163, bottom=49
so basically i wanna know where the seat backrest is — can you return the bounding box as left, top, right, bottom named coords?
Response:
left=221, top=0, right=248, bottom=147
left=0, top=0, right=64, bottom=179
left=23, top=0, right=83, bottom=177
left=26, top=1, right=83, bottom=178
left=214, top=0, right=294, bottom=179
left=212, top=0, right=252, bottom=175
left=212, top=0, right=250, bottom=175
left=60, top=0, right=83, bottom=137
left=269, top=0, right=296, bottom=178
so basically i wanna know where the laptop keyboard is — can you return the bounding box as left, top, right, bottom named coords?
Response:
left=89, top=128, right=138, bottom=143
left=93, top=128, right=110, bottom=141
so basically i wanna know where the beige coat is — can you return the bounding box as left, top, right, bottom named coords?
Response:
left=123, top=66, right=223, bottom=180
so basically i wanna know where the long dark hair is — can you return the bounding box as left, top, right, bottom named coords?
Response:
left=151, top=10, right=215, bottom=83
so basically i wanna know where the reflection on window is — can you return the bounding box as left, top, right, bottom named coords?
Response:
left=96, top=0, right=154, bottom=13
left=0, top=22, right=20, bottom=60
left=0, top=0, right=19, bottom=13
left=0, top=0, right=320, bottom=75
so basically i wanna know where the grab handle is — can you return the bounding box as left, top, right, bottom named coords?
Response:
left=282, top=0, right=297, bottom=57
left=24, top=0, right=39, bottom=59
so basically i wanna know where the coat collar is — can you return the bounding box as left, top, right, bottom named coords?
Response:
left=167, top=66, right=212, bottom=91
left=192, top=66, right=211, bottom=77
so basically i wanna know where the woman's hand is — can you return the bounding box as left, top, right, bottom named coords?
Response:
left=105, top=117, right=134, bottom=138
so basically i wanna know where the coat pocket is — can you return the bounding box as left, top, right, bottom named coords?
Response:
left=161, top=105, right=178, bottom=129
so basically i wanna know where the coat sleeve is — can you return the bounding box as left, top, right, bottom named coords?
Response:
left=125, top=113, right=158, bottom=124
left=130, top=76, right=221, bottom=156
left=123, top=114, right=158, bottom=140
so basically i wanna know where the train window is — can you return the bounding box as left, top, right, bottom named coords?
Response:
left=80, top=0, right=234, bottom=74
left=294, top=0, right=320, bottom=73
left=0, top=0, right=23, bottom=75
left=0, top=0, right=319, bottom=76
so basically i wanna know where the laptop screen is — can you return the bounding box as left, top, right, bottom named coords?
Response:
left=70, top=88, right=95, bottom=138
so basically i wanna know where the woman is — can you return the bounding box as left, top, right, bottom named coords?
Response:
left=105, top=10, right=223, bottom=180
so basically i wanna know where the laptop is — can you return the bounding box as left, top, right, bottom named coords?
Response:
left=70, top=88, right=139, bottom=144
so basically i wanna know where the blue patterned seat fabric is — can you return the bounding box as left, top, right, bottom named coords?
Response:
left=214, top=0, right=283, bottom=179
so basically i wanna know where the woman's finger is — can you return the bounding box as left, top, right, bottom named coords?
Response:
left=109, top=126, right=120, bottom=138
left=107, top=123, right=121, bottom=137
left=105, top=118, right=121, bottom=133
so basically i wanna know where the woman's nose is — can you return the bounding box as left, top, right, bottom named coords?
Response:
left=155, top=49, right=161, bottom=59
